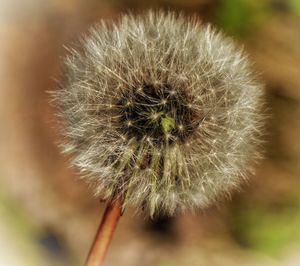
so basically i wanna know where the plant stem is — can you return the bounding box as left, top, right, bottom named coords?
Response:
left=85, top=196, right=122, bottom=266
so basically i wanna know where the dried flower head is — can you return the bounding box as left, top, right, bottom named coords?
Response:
left=53, top=11, right=264, bottom=216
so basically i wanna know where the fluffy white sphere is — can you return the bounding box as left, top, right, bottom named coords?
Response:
left=53, top=11, right=264, bottom=216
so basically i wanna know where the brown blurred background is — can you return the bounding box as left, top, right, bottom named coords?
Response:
left=0, top=0, right=300, bottom=265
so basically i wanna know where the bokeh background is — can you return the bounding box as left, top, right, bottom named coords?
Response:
left=1, top=0, right=300, bottom=265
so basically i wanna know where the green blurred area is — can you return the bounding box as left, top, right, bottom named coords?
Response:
left=215, top=0, right=268, bottom=36
left=232, top=197, right=300, bottom=256
left=0, top=190, right=46, bottom=266
left=290, top=0, right=300, bottom=17
left=215, top=0, right=300, bottom=36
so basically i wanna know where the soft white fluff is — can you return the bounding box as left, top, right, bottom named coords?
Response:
left=53, top=11, right=264, bottom=216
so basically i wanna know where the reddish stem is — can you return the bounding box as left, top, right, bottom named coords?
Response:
left=85, top=196, right=122, bottom=266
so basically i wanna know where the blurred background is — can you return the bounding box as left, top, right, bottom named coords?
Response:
left=0, top=0, right=300, bottom=265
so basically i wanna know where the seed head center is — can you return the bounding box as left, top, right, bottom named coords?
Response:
left=116, top=83, right=199, bottom=145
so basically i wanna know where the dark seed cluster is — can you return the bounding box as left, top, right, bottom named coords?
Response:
left=116, top=83, right=200, bottom=145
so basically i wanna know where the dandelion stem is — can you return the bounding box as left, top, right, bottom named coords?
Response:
left=85, top=196, right=122, bottom=266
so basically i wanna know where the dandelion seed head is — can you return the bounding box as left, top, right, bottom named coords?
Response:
left=53, top=10, right=265, bottom=217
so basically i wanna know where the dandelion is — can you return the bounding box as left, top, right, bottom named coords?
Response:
left=53, top=10, right=264, bottom=265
